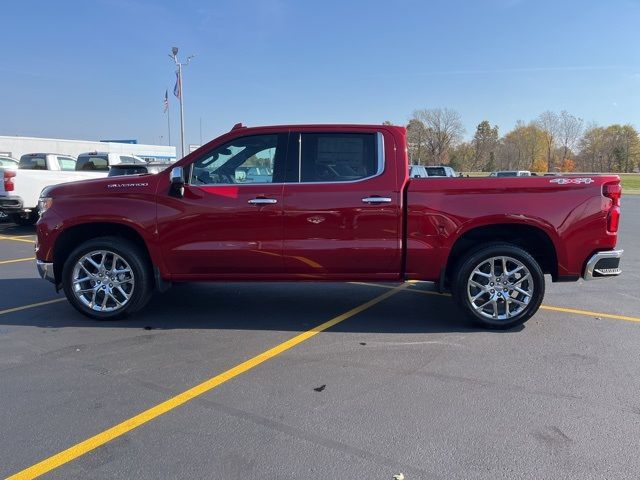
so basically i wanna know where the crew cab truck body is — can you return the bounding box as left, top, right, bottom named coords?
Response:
left=35, top=124, right=623, bottom=328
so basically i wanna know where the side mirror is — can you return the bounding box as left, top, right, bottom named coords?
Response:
left=170, top=166, right=184, bottom=197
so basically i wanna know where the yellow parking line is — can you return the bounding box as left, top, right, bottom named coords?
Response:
left=0, top=257, right=35, bottom=265
left=6, top=283, right=409, bottom=480
left=0, top=235, right=35, bottom=244
left=350, top=282, right=640, bottom=324
left=0, top=298, right=66, bottom=316
left=539, top=305, right=640, bottom=324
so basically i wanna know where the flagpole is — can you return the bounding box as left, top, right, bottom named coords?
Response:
left=178, top=62, right=185, bottom=158
left=169, top=47, right=195, bottom=160
left=167, top=100, right=171, bottom=147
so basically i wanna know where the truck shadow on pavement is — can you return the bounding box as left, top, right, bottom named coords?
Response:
left=0, top=279, right=523, bottom=334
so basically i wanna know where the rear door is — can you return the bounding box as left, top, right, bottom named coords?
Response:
left=281, top=129, right=402, bottom=279
left=157, top=132, right=288, bottom=277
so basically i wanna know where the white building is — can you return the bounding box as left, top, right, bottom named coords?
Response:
left=0, top=135, right=176, bottom=163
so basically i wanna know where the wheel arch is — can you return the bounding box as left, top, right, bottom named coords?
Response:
left=445, top=223, right=559, bottom=285
left=52, top=222, right=156, bottom=286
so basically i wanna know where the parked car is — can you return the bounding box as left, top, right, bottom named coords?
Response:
left=108, top=163, right=170, bottom=177
left=36, top=123, right=623, bottom=329
left=19, top=153, right=77, bottom=171
left=0, top=156, right=19, bottom=168
left=489, top=170, right=532, bottom=177
left=409, top=165, right=457, bottom=178
left=76, top=152, right=146, bottom=172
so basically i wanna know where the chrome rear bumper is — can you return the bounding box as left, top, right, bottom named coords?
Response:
left=583, top=250, right=623, bottom=280
left=37, top=260, right=55, bottom=284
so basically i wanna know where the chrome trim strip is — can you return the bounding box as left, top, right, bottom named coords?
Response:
left=376, top=131, right=384, bottom=176
left=248, top=198, right=278, bottom=204
left=298, top=133, right=302, bottom=183
left=583, top=249, right=623, bottom=280
left=36, top=260, right=55, bottom=284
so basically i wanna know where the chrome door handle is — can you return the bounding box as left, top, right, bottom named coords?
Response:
left=362, top=196, right=392, bottom=204
left=248, top=198, right=278, bottom=205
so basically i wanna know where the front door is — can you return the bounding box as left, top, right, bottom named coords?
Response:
left=281, top=130, right=402, bottom=279
left=158, top=133, right=288, bottom=278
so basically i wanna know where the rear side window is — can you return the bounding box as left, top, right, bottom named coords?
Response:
left=57, top=157, right=76, bottom=171
left=297, top=133, right=377, bottom=183
left=76, top=155, right=109, bottom=171
left=19, top=155, right=47, bottom=170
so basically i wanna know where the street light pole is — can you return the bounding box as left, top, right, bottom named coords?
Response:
left=169, top=47, right=195, bottom=159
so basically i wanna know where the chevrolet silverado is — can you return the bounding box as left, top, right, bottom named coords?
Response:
left=35, top=124, right=623, bottom=328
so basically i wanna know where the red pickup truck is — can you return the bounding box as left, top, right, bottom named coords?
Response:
left=35, top=124, right=623, bottom=328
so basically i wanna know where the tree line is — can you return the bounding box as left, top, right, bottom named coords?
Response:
left=390, top=109, right=640, bottom=173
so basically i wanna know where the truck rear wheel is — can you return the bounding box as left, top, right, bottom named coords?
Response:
left=62, top=237, right=153, bottom=320
left=451, top=243, right=545, bottom=329
left=9, top=211, right=38, bottom=226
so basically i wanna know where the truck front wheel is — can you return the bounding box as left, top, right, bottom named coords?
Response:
left=62, top=237, right=153, bottom=320
left=451, top=243, right=545, bottom=329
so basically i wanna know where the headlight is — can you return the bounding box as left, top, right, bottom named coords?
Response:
left=38, top=197, right=53, bottom=215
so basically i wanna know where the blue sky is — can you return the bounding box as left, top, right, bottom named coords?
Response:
left=2, top=0, right=639, bottom=147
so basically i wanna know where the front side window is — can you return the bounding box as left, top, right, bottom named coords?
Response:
left=299, top=133, right=377, bottom=182
left=190, top=134, right=280, bottom=185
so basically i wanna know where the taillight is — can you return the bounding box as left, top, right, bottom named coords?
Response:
left=3, top=170, right=16, bottom=192
left=604, top=182, right=622, bottom=233
left=603, top=182, right=621, bottom=207
left=607, top=206, right=620, bottom=232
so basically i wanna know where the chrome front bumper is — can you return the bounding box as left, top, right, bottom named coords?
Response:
left=583, top=250, right=623, bottom=280
left=36, top=260, right=55, bottom=284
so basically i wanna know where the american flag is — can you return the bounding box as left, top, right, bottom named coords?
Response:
left=163, top=89, right=168, bottom=113
left=173, top=71, right=181, bottom=100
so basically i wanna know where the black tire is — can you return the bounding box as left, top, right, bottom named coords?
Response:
left=9, top=211, right=38, bottom=226
left=451, top=243, right=545, bottom=329
left=62, top=236, right=153, bottom=320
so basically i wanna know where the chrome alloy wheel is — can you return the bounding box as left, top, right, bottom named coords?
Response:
left=71, top=250, right=135, bottom=312
left=466, top=256, right=534, bottom=321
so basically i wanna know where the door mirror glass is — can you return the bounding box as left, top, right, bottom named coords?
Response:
left=170, top=166, right=184, bottom=197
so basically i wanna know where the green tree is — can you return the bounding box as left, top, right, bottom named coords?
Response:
left=472, top=120, right=499, bottom=170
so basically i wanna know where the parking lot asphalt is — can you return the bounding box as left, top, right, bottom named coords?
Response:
left=0, top=196, right=639, bottom=479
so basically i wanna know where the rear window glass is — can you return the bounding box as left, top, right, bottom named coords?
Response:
left=425, top=167, right=446, bottom=176
left=19, top=155, right=47, bottom=170
left=77, top=155, right=109, bottom=171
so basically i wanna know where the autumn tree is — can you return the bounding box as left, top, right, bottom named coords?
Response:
left=577, top=124, right=640, bottom=172
left=449, top=142, right=475, bottom=172
left=412, top=108, right=464, bottom=165
left=406, top=118, right=428, bottom=165
left=497, top=122, right=546, bottom=171
left=557, top=111, right=583, bottom=167
left=535, top=111, right=560, bottom=172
